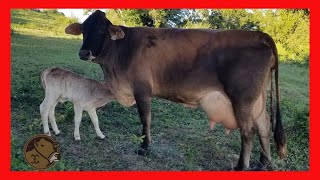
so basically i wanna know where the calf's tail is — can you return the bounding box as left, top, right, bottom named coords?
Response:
left=41, top=68, right=53, bottom=91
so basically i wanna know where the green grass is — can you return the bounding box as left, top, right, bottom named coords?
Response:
left=10, top=9, right=309, bottom=171
left=11, top=9, right=79, bottom=39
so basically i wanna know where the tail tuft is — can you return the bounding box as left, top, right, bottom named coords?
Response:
left=274, top=107, right=287, bottom=159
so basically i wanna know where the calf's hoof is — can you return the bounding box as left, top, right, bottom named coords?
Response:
left=135, top=148, right=149, bottom=156
left=54, top=130, right=61, bottom=136
left=74, top=136, right=81, bottom=141
left=44, top=131, right=51, bottom=136
left=98, top=134, right=105, bottom=140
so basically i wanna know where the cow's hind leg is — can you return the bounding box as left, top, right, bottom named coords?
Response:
left=254, top=73, right=272, bottom=170
left=233, top=104, right=255, bottom=171
left=254, top=110, right=271, bottom=170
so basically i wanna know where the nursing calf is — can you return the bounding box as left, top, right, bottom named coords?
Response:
left=39, top=67, right=115, bottom=140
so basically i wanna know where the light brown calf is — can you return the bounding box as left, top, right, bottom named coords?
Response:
left=39, top=67, right=115, bottom=140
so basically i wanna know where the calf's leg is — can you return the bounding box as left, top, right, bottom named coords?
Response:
left=87, top=108, right=105, bottom=139
left=48, top=101, right=60, bottom=135
left=40, top=93, right=59, bottom=136
left=73, top=105, right=83, bottom=140
left=40, top=100, right=50, bottom=135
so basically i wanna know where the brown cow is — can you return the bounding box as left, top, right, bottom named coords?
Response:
left=65, top=10, right=287, bottom=170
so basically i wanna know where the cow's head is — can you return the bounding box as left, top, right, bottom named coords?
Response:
left=65, top=10, right=125, bottom=61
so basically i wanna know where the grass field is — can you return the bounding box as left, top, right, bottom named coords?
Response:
left=10, top=9, right=310, bottom=171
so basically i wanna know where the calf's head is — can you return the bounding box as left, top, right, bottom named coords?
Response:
left=65, top=10, right=125, bottom=61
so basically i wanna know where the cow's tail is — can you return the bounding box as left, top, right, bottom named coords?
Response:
left=265, top=33, right=287, bottom=159
left=41, top=68, right=52, bottom=91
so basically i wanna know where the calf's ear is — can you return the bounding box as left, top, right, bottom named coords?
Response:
left=65, top=23, right=82, bottom=35
left=108, top=25, right=125, bottom=40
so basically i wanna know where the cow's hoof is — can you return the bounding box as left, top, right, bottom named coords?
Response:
left=135, top=148, right=149, bottom=156
left=98, top=134, right=105, bottom=140
left=252, top=163, right=272, bottom=171
left=74, top=136, right=81, bottom=141
left=233, top=166, right=250, bottom=171
left=252, top=166, right=267, bottom=171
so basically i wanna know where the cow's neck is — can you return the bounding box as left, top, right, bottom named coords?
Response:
left=98, top=27, right=140, bottom=78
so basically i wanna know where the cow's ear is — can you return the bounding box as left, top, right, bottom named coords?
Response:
left=65, top=23, right=82, bottom=35
left=108, top=25, right=125, bottom=40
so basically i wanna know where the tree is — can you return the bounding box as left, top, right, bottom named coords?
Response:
left=106, top=9, right=190, bottom=28
left=252, top=9, right=309, bottom=60
left=106, top=9, right=152, bottom=26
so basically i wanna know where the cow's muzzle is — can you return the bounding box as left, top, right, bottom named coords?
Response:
left=79, top=50, right=96, bottom=61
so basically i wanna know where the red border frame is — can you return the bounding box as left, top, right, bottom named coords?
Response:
left=1, top=0, right=318, bottom=179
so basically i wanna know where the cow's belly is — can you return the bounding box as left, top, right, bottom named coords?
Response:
left=199, top=91, right=238, bottom=130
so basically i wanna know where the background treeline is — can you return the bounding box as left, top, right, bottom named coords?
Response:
left=84, top=9, right=309, bottom=62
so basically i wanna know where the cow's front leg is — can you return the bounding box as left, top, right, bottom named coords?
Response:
left=134, top=83, right=152, bottom=156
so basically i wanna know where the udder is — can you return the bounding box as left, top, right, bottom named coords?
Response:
left=199, top=91, right=238, bottom=131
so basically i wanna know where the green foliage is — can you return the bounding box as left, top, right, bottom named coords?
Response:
left=252, top=9, right=309, bottom=61
left=192, top=9, right=309, bottom=62
left=183, top=9, right=211, bottom=28
left=130, top=134, right=146, bottom=154
left=11, top=9, right=79, bottom=38
left=213, top=9, right=257, bottom=30
left=42, top=9, right=64, bottom=16
left=106, top=9, right=152, bottom=27
left=106, top=9, right=190, bottom=28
